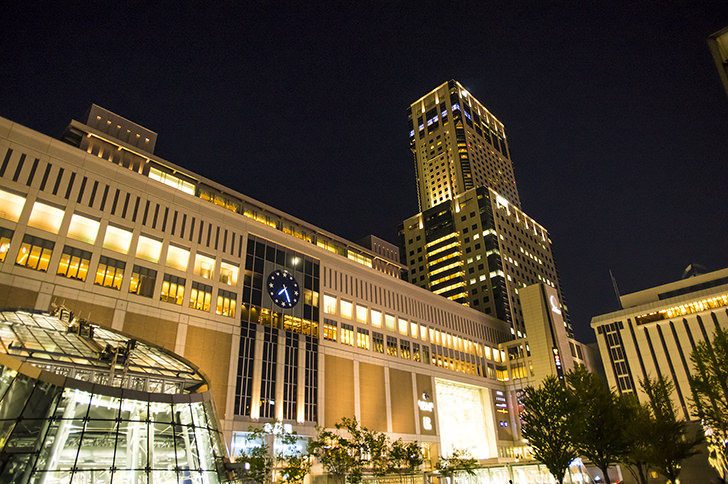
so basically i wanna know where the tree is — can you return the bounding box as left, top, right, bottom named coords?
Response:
left=566, top=365, right=629, bottom=484
left=690, top=326, right=728, bottom=481
left=236, top=426, right=274, bottom=484
left=309, top=416, right=389, bottom=484
left=388, top=439, right=424, bottom=482
left=642, top=376, right=701, bottom=483
left=520, top=375, right=578, bottom=484
left=435, top=448, right=478, bottom=482
left=277, top=429, right=312, bottom=484
left=234, top=422, right=312, bottom=484
left=620, top=394, right=654, bottom=484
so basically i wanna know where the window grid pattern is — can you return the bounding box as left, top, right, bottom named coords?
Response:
left=189, top=281, right=212, bottom=312
left=259, top=327, right=277, bottom=419
left=234, top=322, right=256, bottom=417
left=160, top=274, right=185, bottom=305
left=57, top=246, right=91, bottom=281
left=129, top=265, right=157, bottom=298
left=16, top=235, right=54, bottom=272
left=216, top=289, right=237, bottom=317
left=304, top=336, right=317, bottom=422
left=283, top=332, right=299, bottom=420
left=0, top=227, right=13, bottom=262
left=94, top=256, right=125, bottom=290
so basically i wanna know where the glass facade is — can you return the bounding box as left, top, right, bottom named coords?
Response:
left=0, top=310, right=229, bottom=483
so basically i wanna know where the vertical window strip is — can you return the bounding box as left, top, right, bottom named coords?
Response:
left=627, top=319, right=648, bottom=382
left=99, top=185, right=109, bottom=211
left=64, top=172, right=76, bottom=199
left=111, top=189, right=120, bottom=214
left=76, top=176, right=87, bottom=203
left=52, top=167, right=64, bottom=195
left=656, top=325, right=688, bottom=418
left=88, top=180, right=99, bottom=207
left=0, top=148, right=12, bottom=177
left=25, top=158, right=39, bottom=186
left=161, top=207, right=168, bottom=232
left=12, top=153, right=26, bottom=182
left=39, top=163, right=53, bottom=192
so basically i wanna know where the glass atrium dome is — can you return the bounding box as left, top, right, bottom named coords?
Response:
left=0, top=309, right=230, bottom=483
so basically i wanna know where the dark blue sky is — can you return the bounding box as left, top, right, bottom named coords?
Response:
left=2, top=2, right=727, bottom=342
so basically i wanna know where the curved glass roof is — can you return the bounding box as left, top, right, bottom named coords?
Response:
left=0, top=310, right=206, bottom=394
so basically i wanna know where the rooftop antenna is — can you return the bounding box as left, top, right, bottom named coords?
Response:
left=609, top=270, right=623, bottom=310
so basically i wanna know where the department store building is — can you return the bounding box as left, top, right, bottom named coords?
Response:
left=0, top=106, right=548, bottom=466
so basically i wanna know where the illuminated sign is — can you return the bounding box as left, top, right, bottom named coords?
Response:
left=423, top=416, right=433, bottom=430
left=418, top=400, right=434, bottom=412
left=550, top=295, right=562, bottom=315
left=418, top=392, right=434, bottom=412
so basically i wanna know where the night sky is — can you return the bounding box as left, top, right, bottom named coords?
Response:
left=2, top=2, right=728, bottom=342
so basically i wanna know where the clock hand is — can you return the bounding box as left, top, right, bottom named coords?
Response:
left=278, top=285, right=291, bottom=303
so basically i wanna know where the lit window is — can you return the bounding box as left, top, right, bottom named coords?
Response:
left=340, top=324, right=354, bottom=346
left=400, top=340, right=411, bottom=359
left=130, top=265, right=157, bottom=298
left=355, top=305, right=367, bottom=324
left=189, top=281, right=212, bottom=312
left=160, top=274, right=185, bottom=305
left=0, top=189, right=26, bottom=222
left=166, top=245, right=189, bottom=271
left=371, top=310, right=382, bottom=328
left=136, top=235, right=162, bottom=263
left=323, top=320, right=337, bottom=341
left=410, top=322, right=418, bottom=337
left=148, top=166, right=195, bottom=195
left=340, top=300, right=353, bottom=319
left=28, top=202, right=64, bottom=233
left=103, top=225, right=133, bottom=254
left=357, top=328, right=370, bottom=350
left=216, top=289, right=237, bottom=317
left=220, top=261, right=239, bottom=286
left=372, top=332, right=384, bottom=353
left=323, top=295, right=337, bottom=314
left=0, top=228, right=13, bottom=262
left=386, top=336, right=398, bottom=356
left=15, top=235, right=53, bottom=271
left=194, top=253, right=215, bottom=279
left=398, top=318, right=408, bottom=335
left=94, top=256, right=125, bottom=290
left=57, top=246, right=91, bottom=281
left=420, top=326, right=428, bottom=341
left=385, top=314, right=396, bottom=332
left=67, top=214, right=99, bottom=244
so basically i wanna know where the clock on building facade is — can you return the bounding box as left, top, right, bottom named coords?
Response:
left=267, top=269, right=300, bottom=308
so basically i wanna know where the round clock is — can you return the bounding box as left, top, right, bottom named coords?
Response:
left=267, top=270, right=300, bottom=309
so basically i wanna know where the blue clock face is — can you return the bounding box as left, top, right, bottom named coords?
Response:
left=267, top=270, right=300, bottom=309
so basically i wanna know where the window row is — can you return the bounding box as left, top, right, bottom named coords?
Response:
left=9, top=234, right=237, bottom=317
left=0, top=191, right=240, bottom=286
left=321, top=294, right=504, bottom=361
left=322, top=318, right=430, bottom=363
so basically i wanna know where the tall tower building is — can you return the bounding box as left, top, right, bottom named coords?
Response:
left=408, top=80, right=520, bottom=211
left=401, top=81, right=570, bottom=338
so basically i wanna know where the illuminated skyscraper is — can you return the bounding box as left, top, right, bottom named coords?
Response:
left=408, top=80, right=519, bottom=212
left=401, top=81, right=570, bottom=338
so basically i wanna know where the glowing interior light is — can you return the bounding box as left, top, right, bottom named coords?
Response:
left=0, top=190, right=26, bottom=222
left=67, top=214, right=100, bottom=244
left=28, top=202, right=64, bottom=233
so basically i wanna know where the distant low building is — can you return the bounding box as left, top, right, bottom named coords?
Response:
left=591, top=266, right=728, bottom=419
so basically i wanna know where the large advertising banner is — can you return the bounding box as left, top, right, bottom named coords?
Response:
left=434, top=378, right=497, bottom=459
